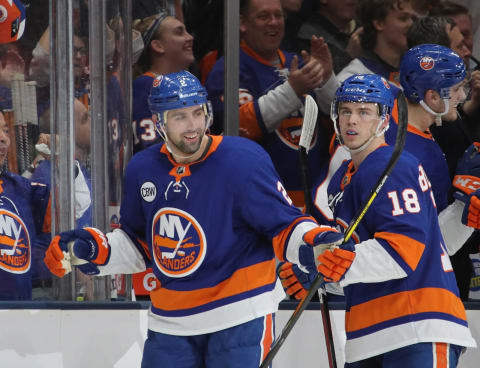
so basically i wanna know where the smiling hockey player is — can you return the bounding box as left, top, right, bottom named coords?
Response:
left=43, top=70, right=342, bottom=367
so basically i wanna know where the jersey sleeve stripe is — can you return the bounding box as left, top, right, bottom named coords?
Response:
left=345, top=287, right=467, bottom=334
left=137, top=237, right=152, bottom=261
left=239, top=102, right=265, bottom=141
left=272, top=216, right=316, bottom=261
left=41, top=194, right=52, bottom=233
left=375, top=231, right=425, bottom=271
left=150, top=259, right=276, bottom=311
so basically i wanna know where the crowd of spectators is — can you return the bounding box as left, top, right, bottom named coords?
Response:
left=1, top=0, right=480, bottom=302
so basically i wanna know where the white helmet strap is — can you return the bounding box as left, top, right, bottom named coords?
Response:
left=419, top=98, right=449, bottom=126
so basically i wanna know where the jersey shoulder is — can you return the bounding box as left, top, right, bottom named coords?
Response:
left=359, top=145, right=421, bottom=187
left=133, top=74, right=154, bottom=92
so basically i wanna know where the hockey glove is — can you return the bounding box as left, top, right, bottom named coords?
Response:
left=453, top=189, right=480, bottom=229
left=44, top=227, right=111, bottom=278
left=303, top=226, right=346, bottom=262
left=317, top=243, right=356, bottom=283
left=277, top=261, right=317, bottom=300
left=453, top=142, right=480, bottom=228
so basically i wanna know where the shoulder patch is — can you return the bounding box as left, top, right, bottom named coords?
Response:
left=141, top=181, right=157, bottom=202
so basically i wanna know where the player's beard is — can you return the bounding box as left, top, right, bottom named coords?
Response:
left=167, top=128, right=206, bottom=156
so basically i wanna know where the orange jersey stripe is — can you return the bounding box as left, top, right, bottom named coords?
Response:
left=261, top=314, right=274, bottom=362
left=199, top=50, right=218, bottom=85
left=137, top=237, right=152, bottom=261
left=150, top=259, right=276, bottom=311
left=288, top=190, right=305, bottom=209
left=42, top=194, right=52, bottom=234
left=272, top=216, right=315, bottom=261
left=375, top=231, right=425, bottom=271
left=239, top=102, right=263, bottom=141
left=391, top=98, right=398, bottom=125
left=435, top=342, right=448, bottom=368
left=345, top=287, right=467, bottom=333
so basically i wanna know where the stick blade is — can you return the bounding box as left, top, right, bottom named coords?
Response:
left=299, top=95, right=318, bottom=152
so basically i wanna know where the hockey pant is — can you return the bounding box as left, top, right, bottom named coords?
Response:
left=141, top=313, right=275, bottom=368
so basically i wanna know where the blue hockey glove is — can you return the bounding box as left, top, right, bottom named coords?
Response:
left=303, top=226, right=346, bottom=255
left=44, top=227, right=111, bottom=277
left=277, top=261, right=317, bottom=300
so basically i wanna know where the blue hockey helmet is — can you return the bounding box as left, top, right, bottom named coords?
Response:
left=148, top=70, right=212, bottom=131
left=400, top=44, right=466, bottom=103
left=331, top=74, right=394, bottom=153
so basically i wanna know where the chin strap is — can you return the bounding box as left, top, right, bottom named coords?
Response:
left=420, top=99, right=449, bottom=126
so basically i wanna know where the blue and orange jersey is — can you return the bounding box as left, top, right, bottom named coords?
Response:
left=119, top=135, right=318, bottom=335
left=132, top=72, right=160, bottom=153
left=0, top=172, right=50, bottom=300
left=386, top=119, right=450, bottom=212
left=205, top=42, right=330, bottom=208
left=327, top=145, right=476, bottom=362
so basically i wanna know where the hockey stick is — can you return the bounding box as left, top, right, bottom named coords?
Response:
left=260, top=90, right=408, bottom=368
left=299, top=94, right=317, bottom=214
left=299, top=95, right=337, bottom=368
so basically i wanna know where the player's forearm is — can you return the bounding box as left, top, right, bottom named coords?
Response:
left=339, top=238, right=407, bottom=287
left=274, top=218, right=318, bottom=265
left=438, top=200, right=474, bottom=256
left=97, top=228, right=147, bottom=276
left=257, top=81, right=302, bottom=132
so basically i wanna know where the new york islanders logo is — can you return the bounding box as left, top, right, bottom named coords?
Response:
left=276, top=117, right=317, bottom=150
left=0, top=209, right=30, bottom=274
left=152, top=75, right=163, bottom=87
left=381, top=77, right=390, bottom=89
left=420, top=56, right=435, bottom=70
left=151, top=207, right=206, bottom=277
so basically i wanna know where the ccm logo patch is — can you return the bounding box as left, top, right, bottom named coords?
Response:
left=141, top=182, right=157, bottom=202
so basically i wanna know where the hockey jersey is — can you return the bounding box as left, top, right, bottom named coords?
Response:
left=328, top=145, right=476, bottom=362
left=385, top=120, right=450, bottom=212
left=117, top=135, right=318, bottom=335
left=0, top=171, right=50, bottom=300
left=132, top=72, right=160, bottom=153
left=205, top=42, right=329, bottom=208
left=338, top=51, right=401, bottom=87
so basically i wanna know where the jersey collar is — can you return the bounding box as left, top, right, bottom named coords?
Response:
left=240, top=41, right=286, bottom=67
left=160, top=135, right=223, bottom=167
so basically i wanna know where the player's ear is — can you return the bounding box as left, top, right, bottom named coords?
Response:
left=382, top=114, right=390, bottom=130
left=424, top=89, right=441, bottom=106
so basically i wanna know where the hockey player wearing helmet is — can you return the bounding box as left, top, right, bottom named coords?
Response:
left=331, top=73, right=394, bottom=158
left=400, top=43, right=467, bottom=125
left=44, top=70, right=343, bottom=367
left=312, top=73, right=477, bottom=365
left=148, top=70, right=212, bottom=163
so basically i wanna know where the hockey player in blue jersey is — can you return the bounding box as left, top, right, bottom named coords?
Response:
left=44, top=70, right=339, bottom=367
left=0, top=110, right=50, bottom=300
left=310, top=74, right=477, bottom=366
left=386, top=44, right=479, bottom=259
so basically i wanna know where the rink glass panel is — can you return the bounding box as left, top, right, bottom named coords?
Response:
left=0, top=0, right=132, bottom=302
